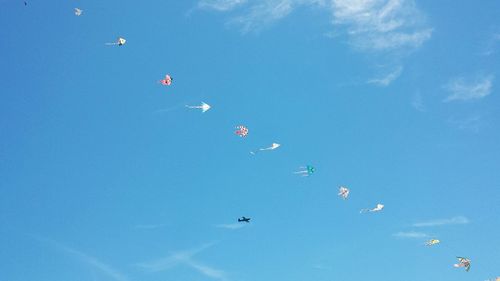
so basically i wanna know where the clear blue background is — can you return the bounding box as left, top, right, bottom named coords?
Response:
left=0, top=1, right=499, bottom=281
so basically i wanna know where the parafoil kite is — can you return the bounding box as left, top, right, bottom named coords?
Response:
left=360, top=203, right=384, bottom=213
left=425, top=239, right=440, bottom=246
left=453, top=257, right=471, bottom=272
left=294, top=165, right=315, bottom=176
left=159, top=74, right=172, bottom=86
left=235, top=125, right=249, bottom=137
left=338, top=186, right=350, bottom=200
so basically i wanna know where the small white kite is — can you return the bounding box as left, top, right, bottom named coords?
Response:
left=250, top=143, right=280, bottom=155
left=186, top=102, right=211, bottom=113
left=338, top=186, right=349, bottom=200
left=74, top=8, right=82, bottom=16
left=106, top=37, right=126, bottom=46
left=425, top=239, right=440, bottom=246
left=360, top=203, right=384, bottom=213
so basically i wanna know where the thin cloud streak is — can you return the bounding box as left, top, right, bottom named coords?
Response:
left=215, top=223, right=246, bottom=230
left=137, top=243, right=226, bottom=281
left=62, top=247, right=130, bottom=281
left=412, top=216, right=470, bottom=227
left=199, top=0, right=247, bottom=11
left=443, top=75, right=494, bottom=102
left=367, top=66, right=403, bottom=86
left=392, top=231, right=429, bottom=238
left=134, top=224, right=167, bottom=229
left=34, top=237, right=129, bottom=281
left=411, top=92, right=425, bottom=111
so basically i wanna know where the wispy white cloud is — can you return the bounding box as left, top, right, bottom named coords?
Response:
left=199, top=0, right=248, bottom=11
left=215, top=223, right=246, bottom=230
left=134, top=224, right=167, bottom=229
left=200, top=0, right=432, bottom=52
left=448, top=115, right=483, bottom=132
left=137, top=243, right=226, bottom=281
left=412, top=216, right=470, bottom=227
left=229, top=0, right=303, bottom=33
left=392, top=231, right=429, bottom=239
left=313, top=264, right=332, bottom=270
left=35, top=237, right=129, bottom=281
left=443, top=75, right=494, bottom=102
left=367, top=66, right=402, bottom=86
left=480, top=32, right=500, bottom=56
left=62, top=247, right=130, bottom=281
left=411, top=91, right=425, bottom=111
left=330, top=0, right=432, bottom=51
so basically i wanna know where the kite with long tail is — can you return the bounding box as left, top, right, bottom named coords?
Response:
left=453, top=257, right=471, bottom=272
left=250, top=143, right=280, bottom=155
left=294, top=165, right=315, bottom=176
left=360, top=203, right=384, bottom=213
left=186, top=102, right=211, bottom=113
left=106, top=37, right=126, bottom=46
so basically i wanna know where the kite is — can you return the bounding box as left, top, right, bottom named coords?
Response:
left=338, top=186, right=350, bottom=200
left=186, top=102, right=211, bottom=113
left=74, top=8, right=82, bottom=16
left=159, top=74, right=173, bottom=86
left=106, top=37, right=126, bottom=46
left=360, top=204, right=384, bottom=213
left=425, top=239, right=440, bottom=246
left=235, top=125, right=249, bottom=137
left=294, top=165, right=315, bottom=176
left=250, top=143, right=280, bottom=155
left=453, top=257, right=471, bottom=272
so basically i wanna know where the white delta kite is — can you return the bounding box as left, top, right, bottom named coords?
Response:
left=250, top=143, right=280, bottom=155
left=360, top=203, right=384, bottom=213
left=186, top=102, right=211, bottom=113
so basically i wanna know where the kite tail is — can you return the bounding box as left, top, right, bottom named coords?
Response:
left=105, top=43, right=117, bottom=46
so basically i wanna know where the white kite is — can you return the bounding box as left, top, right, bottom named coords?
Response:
left=250, top=143, right=280, bottom=155
left=186, top=102, right=211, bottom=113
left=74, top=8, right=82, bottom=16
left=360, top=203, right=384, bottom=213
left=338, top=186, right=350, bottom=200
left=106, top=37, right=126, bottom=46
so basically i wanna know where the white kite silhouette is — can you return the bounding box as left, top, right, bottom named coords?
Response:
left=74, top=8, right=82, bottom=16
left=106, top=37, right=126, bottom=46
left=338, top=186, right=350, bottom=200
left=250, top=143, right=280, bottom=155
left=186, top=102, right=211, bottom=113
left=360, top=203, right=384, bottom=213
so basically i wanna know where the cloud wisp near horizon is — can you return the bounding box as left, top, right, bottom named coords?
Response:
left=136, top=243, right=227, bottom=281
left=215, top=223, right=246, bottom=230
left=412, top=216, right=470, bottom=227
left=392, top=231, right=429, bottom=239
left=34, top=237, right=129, bottom=281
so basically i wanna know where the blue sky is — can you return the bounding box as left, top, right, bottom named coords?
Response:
left=1, top=0, right=499, bottom=280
